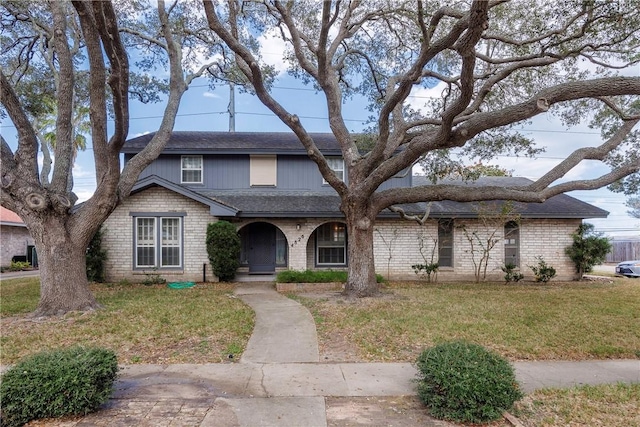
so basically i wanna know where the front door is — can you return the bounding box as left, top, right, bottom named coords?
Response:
left=247, top=223, right=276, bottom=273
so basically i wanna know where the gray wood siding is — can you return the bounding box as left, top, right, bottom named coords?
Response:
left=377, top=171, right=412, bottom=190
left=277, top=155, right=331, bottom=190
left=206, top=156, right=249, bottom=188
left=133, top=153, right=411, bottom=191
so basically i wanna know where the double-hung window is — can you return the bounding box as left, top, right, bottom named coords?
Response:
left=438, top=219, right=454, bottom=267
left=134, top=215, right=183, bottom=269
left=504, top=221, right=520, bottom=267
left=323, top=157, right=344, bottom=184
left=181, top=155, right=203, bottom=184
left=316, top=222, right=347, bottom=265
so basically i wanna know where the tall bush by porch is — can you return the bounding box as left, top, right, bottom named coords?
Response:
left=565, top=223, right=612, bottom=278
left=206, top=221, right=241, bottom=282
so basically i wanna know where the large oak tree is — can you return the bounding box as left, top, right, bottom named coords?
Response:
left=203, top=0, right=640, bottom=297
left=0, top=0, right=241, bottom=315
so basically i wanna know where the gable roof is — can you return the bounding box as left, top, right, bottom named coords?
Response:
left=131, top=175, right=239, bottom=217
left=122, top=131, right=343, bottom=155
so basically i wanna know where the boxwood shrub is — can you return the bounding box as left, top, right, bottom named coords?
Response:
left=0, top=346, right=118, bottom=427
left=415, top=340, right=523, bottom=424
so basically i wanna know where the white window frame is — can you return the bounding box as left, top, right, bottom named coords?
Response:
left=135, top=217, right=156, bottom=268
left=134, top=216, right=183, bottom=269
left=181, top=155, right=203, bottom=184
left=316, top=222, right=347, bottom=266
left=323, top=157, right=344, bottom=184
left=161, top=217, right=182, bottom=267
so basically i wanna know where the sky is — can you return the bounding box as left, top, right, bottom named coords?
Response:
left=1, top=31, right=639, bottom=239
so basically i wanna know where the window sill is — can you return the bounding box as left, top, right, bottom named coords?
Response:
left=132, top=269, right=184, bottom=275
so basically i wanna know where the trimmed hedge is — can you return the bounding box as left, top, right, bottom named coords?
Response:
left=0, top=346, right=118, bottom=427
left=415, top=341, right=523, bottom=423
left=276, top=269, right=385, bottom=283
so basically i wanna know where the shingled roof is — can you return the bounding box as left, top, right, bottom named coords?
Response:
left=190, top=176, right=607, bottom=219
left=122, top=131, right=343, bottom=155
left=123, top=130, right=608, bottom=220
left=411, top=176, right=609, bottom=219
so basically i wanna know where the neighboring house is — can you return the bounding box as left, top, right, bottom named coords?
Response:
left=0, top=206, right=36, bottom=267
left=101, top=131, right=608, bottom=283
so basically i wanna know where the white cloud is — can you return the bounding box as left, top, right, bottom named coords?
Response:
left=257, top=28, right=290, bottom=75
left=203, top=91, right=220, bottom=99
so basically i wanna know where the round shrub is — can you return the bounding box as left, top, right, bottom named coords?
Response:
left=415, top=340, right=523, bottom=424
left=0, top=346, right=118, bottom=427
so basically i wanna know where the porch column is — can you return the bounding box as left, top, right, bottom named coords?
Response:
left=282, top=221, right=314, bottom=271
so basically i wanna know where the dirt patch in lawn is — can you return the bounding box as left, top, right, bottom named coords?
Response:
left=296, top=289, right=408, bottom=363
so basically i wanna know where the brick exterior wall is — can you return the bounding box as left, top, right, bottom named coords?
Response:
left=102, top=187, right=217, bottom=283
left=0, top=225, right=33, bottom=267
left=102, top=187, right=581, bottom=283
left=370, top=218, right=580, bottom=281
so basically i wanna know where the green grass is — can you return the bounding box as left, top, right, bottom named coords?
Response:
left=515, top=383, right=640, bottom=426
left=0, top=277, right=40, bottom=315
left=295, top=280, right=640, bottom=361
left=0, top=278, right=254, bottom=364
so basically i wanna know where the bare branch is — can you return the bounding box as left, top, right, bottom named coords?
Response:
left=388, top=203, right=432, bottom=225
left=119, top=27, right=168, bottom=50
left=203, top=0, right=348, bottom=195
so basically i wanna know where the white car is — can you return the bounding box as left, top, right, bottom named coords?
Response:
left=615, top=260, right=640, bottom=278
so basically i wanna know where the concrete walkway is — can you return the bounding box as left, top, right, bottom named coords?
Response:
left=9, top=282, right=640, bottom=426
left=235, top=282, right=319, bottom=363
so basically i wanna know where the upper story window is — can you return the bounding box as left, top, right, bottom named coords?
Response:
left=438, top=219, right=453, bottom=267
left=504, top=221, right=520, bottom=267
left=250, top=155, right=277, bottom=186
left=323, top=157, right=344, bottom=184
left=181, top=155, right=203, bottom=184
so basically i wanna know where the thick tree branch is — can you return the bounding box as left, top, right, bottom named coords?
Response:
left=0, top=70, right=39, bottom=186
left=451, top=77, right=640, bottom=143
left=93, top=1, right=129, bottom=152
left=119, top=0, right=187, bottom=199
left=531, top=118, right=640, bottom=191
left=72, top=0, right=109, bottom=183
left=49, top=0, right=75, bottom=195
left=374, top=159, right=639, bottom=213
left=203, top=0, right=348, bottom=195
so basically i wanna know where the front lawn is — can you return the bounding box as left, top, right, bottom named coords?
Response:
left=0, top=278, right=254, bottom=364
left=292, top=279, right=640, bottom=362
left=515, top=383, right=640, bottom=426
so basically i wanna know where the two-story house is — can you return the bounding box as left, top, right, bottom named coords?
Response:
left=101, top=131, right=608, bottom=283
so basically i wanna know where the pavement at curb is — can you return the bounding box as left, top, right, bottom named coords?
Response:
left=6, top=281, right=640, bottom=426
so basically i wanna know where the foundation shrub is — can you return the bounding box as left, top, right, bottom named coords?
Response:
left=0, top=346, right=118, bottom=427
left=529, top=256, right=557, bottom=283
left=415, top=340, right=523, bottom=423
left=276, top=269, right=385, bottom=283
left=206, top=221, right=241, bottom=282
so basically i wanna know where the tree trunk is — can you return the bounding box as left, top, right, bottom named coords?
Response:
left=343, top=203, right=379, bottom=297
left=31, top=215, right=100, bottom=317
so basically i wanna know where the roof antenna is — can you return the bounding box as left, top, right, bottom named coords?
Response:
left=228, top=82, right=235, bottom=132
